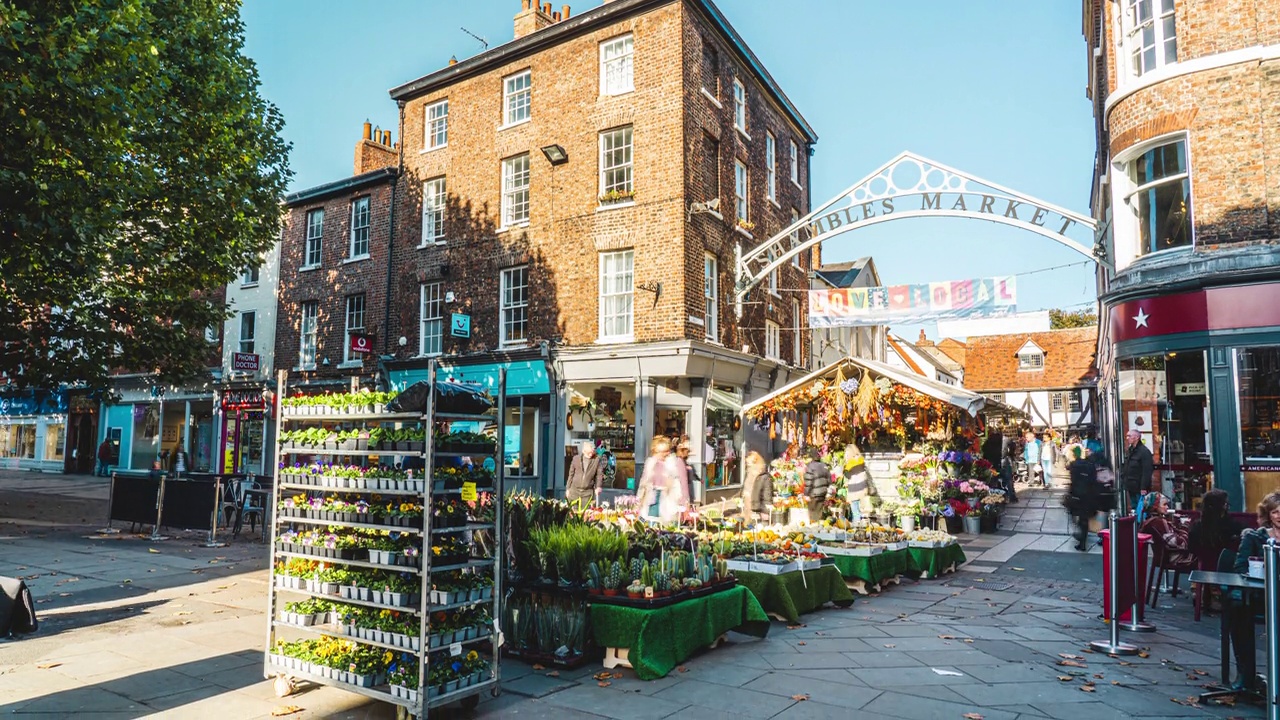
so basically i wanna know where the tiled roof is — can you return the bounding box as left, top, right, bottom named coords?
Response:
left=814, top=257, right=873, bottom=289
left=962, top=327, right=1098, bottom=391
left=936, top=338, right=968, bottom=367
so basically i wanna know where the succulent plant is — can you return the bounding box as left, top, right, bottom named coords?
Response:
left=588, top=561, right=603, bottom=590
left=608, top=561, right=624, bottom=591
left=653, top=571, right=668, bottom=593
left=630, top=556, right=644, bottom=583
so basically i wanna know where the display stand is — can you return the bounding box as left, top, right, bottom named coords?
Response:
left=263, top=364, right=505, bottom=718
left=734, top=566, right=854, bottom=622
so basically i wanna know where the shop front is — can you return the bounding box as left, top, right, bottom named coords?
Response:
left=0, top=388, right=68, bottom=473
left=218, top=385, right=275, bottom=475
left=101, top=380, right=217, bottom=473
left=1100, top=282, right=1280, bottom=511
left=555, top=341, right=787, bottom=506
left=388, top=354, right=552, bottom=497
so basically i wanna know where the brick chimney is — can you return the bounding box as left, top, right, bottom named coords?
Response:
left=354, top=123, right=397, bottom=175
left=917, top=329, right=934, bottom=347
left=514, top=0, right=555, bottom=39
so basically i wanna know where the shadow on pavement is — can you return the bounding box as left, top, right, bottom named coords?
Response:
left=27, top=599, right=168, bottom=640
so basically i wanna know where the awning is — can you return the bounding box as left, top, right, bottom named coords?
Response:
left=741, top=356, right=991, bottom=417
left=707, top=388, right=742, bottom=412
left=389, top=359, right=551, bottom=396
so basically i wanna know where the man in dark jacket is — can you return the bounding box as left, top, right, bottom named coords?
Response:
left=803, top=448, right=831, bottom=520
left=1066, top=447, right=1100, bottom=550
left=566, top=441, right=604, bottom=505
left=981, top=432, right=1004, bottom=467
left=1121, top=430, right=1153, bottom=513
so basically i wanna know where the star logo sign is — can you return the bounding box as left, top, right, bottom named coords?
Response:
left=1133, top=309, right=1150, bottom=328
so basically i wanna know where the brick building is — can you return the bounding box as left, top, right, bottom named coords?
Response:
left=374, top=0, right=817, bottom=500
left=1084, top=0, right=1280, bottom=510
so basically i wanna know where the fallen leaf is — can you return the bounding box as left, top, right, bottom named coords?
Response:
left=1080, top=685, right=1096, bottom=693
left=121, top=579, right=132, bottom=584
left=593, top=671, right=612, bottom=681
left=938, top=634, right=956, bottom=640
left=545, top=671, right=559, bottom=677
left=174, top=611, right=192, bottom=616
left=1058, top=660, right=1087, bottom=668
left=612, top=672, right=623, bottom=679
left=1011, top=567, right=1025, bottom=571
left=1112, top=681, right=1120, bottom=685
left=148, top=548, right=160, bottom=553
left=1059, top=653, right=1083, bottom=660
left=1118, top=661, right=1133, bottom=666
left=1093, top=673, right=1104, bottom=679
left=677, top=666, right=689, bottom=673
left=963, top=639, right=974, bottom=644
left=962, top=714, right=985, bottom=720
left=932, top=669, right=964, bottom=677
left=36, top=662, right=61, bottom=669
left=532, top=664, right=546, bottom=671
left=58, top=592, right=71, bottom=597
left=883, top=644, right=896, bottom=648
left=597, top=681, right=611, bottom=687
left=1057, top=676, right=1073, bottom=682
left=270, top=707, right=302, bottom=717
left=796, top=641, right=806, bottom=646
left=790, top=694, right=809, bottom=702
left=1194, top=669, right=1208, bottom=676
left=1137, top=651, right=1150, bottom=658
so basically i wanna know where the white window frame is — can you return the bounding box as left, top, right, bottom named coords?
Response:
left=303, top=209, right=323, bottom=269
left=239, top=311, right=256, bottom=356
left=1069, top=390, right=1083, bottom=413
left=764, top=320, right=781, bottom=361
left=421, top=177, right=446, bottom=246
left=299, top=301, right=318, bottom=369
left=503, top=70, right=532, bottom=127
left=734, top=160, right=748, bottom=224
left=789, top=140, right=800, bottom=187
left=599, top=126, right=634, bottom=201
left=765, top=132, right=777, bottom=203
left=1018, top=351, right=1045, bottom=371
left=500, top=265, right=529, bottom=348
left=600, top=34, right=634, bottom=96
left=343, top=294, right=365, bottom=364
left=766, top=249, right=779, bottom=296
left=419, top=282, right=443, bottom=357
left=598, top=250, right=635, bottom=342
left=241, top=265, right=259, bottom=286
left=791, top=299, right=801, bottom=365
left=1051, top=392, right=1065, bottom=412
left=732, top=78, right=746, bottom=132
left=703, top=253, right=718, bottom=342
left=349, top=197, right=370, bottom=259
left=425, top=99, right=448, bottom=150
left=1112, top=134, right=1193, bottom=268
left=501, top=154, right=531, bottom=228
left=1124, top=0, right=1177, bottom=78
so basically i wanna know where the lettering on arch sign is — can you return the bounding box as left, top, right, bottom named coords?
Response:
left=809, top=276, right=1016, bottom=328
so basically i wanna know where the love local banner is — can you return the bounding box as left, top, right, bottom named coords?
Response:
left=809, top=276, right=1016, bottom=328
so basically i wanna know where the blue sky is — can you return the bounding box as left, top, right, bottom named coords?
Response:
left=241, top=1, right=1098, bottom=339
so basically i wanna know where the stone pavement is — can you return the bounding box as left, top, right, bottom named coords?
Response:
left=0, top=471, right=1269, bottom=719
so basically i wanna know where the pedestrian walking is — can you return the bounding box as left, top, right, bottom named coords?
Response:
left=1121, top=429, right=1154, bottom=512
left=1022, top=430, right=1042, bottom=487
left=171, top=445, right=189, bottom=477
left=1040, top=431, right=1056, bottom=484
left=1066, top=446, right=1100, bottom=550
left=1000, top=443, right=1019, bottom=504
left=565, top=441, right=604, bottom=506
left=636, top=437, right=681, bottom=523
left=802, top=447, right=831, bottom=521
left=741, top=450, right=772, bottom=523
left=96, top=439, right=113, bottom=477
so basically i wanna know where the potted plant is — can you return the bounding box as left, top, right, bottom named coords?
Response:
left=962, top=506, right=982, bottom=534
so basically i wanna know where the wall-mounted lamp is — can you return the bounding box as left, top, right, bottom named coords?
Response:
left=540, top=144, right=569, bottom=166
left=732, top=416, right=742, bottom=432
left=566, top=411, right=574, bottom=431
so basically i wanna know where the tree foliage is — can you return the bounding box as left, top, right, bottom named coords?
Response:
left=1049, top=308, right=1098, bottom=329
left=0, top=0, right=290, bottom=390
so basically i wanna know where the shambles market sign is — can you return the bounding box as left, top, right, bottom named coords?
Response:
left=810, top=276, right=1016, bottom=328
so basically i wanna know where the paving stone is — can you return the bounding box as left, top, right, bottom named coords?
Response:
left=653, top=678, right=796, bottom=719
left=762, top=652, right=858, bottom=670
left=741, top=670, right=880, bottom=708
left=1030, top=701, right=1145, bottom=720
left=860, top=689, right=1020, bottom=720
left=905, top=649, right=1002, bottom=666
left=948, top=680, right=1107, bottom=706
left=851, top=665, right=972, bottom=686
left=769, top=699, right=896, bottom=720
left=682, top=662, right=768, bottom=688
left=541, top=683, right=691, bottom=720
left=502, top=672, right=579, bottom=699
left=841, top=650, right=926, bottom=668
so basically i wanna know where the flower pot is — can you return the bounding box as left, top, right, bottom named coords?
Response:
left=602, top=588, right=619, bottom=597
left=358, top=587, right=370, bottom=601
left=900, top=515, right=917, bottom=533
left=980, top=513, right=998, bottom=533
left=944, top=515, right=964, bottom=534
left=963, top=516, right=981, bottom=534
left=445, top=680, right=459, bottom=693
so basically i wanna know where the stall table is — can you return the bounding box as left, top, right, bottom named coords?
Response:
left=590, top=585, right=769, bottom=680
left=734, top=566, right=855, bottom=622
left=1188, top=570, right=1265, bottom=704
left=907, top=544, right=966, bottom=578
left=827, top=550, right=912, bottom=594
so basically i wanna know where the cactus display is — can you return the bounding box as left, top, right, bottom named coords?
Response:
left=630, top=556, right=644, bottom=583
left=607, top=561, right=624, bottom=591
left=653, top=571, right=668, bottom=593
left=641, top=562, right=653, bottom=588
left=588, top=561, right=603, bottom=591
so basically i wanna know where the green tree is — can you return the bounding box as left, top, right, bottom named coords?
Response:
left=0, top=0, right=290, bottom=391
left=1049, top=308, right=1098, bottom=329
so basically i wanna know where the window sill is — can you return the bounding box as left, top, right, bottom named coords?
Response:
left=299, top=265, right=320, bottom=273
left=596, top=200, right=635, bottom=212
left=792, top=180, right=803, bottom=191
left=768, top=290, right=781, bottom=299
left=704, top=209, right=724, bottom=221
left=342, top=255, right=371, bottom=265
left=596, top=335, right=635, bottom=345
left=734, top=226, right=754, bottom=240
left=419, top=144, right=447, bottom=155
left=416, top=240, right=445, bottom=249
left=601, top=87, right=635, bottom=98
left=415, top=351, right=443, bottom=359
left=499, top=342, right=529, bottom=350
left=735, top=126, right=752, bottom=142
left=337, top=360, right=364, bottom=369
left=240, top=282, right=259, bottom=289
left=293, top=366, right=317, bottom=372
left=497, top=222, right=530, bottom=234
left=700, top=87, right=722, bottom=108
left=768, top=197, right=781, bottom=210
left=498, top=118, right=531, bottom=132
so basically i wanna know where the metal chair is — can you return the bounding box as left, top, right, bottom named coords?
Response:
left=219, top=477, right=240, bottom=529
left=232, top=478, right=264, bottom=538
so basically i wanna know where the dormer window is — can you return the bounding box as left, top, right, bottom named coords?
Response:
left=1017, top=341, right=1045, bottom=371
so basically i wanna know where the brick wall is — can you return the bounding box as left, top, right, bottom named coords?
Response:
left=275, top=175, right=397, bottom=383
left=1094, top=0, right=1280, bottom=251
left=384, top=0, right=814, bottom=367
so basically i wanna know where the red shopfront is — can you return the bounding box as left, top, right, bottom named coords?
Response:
left=219, top=387, right=274, bottom=475
left=1102, top=282, right=1280, bottom=512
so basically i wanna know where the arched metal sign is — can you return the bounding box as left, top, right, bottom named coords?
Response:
left=734, top=152, right=1105, bottom=302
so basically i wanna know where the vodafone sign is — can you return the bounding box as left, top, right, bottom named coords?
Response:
left=349, top=333, right=374, bottom=355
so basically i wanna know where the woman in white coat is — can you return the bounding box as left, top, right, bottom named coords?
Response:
left=636, top=437, right=679, bottom=522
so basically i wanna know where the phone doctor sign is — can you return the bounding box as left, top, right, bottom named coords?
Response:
left=809, top=276, right=1016, bottom=328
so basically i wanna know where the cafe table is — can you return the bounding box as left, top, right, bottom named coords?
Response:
left=1187, top=570, right=1265, bottom=703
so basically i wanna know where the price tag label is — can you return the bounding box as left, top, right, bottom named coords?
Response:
left=460, top=481, right=477, bottom=502
left=450, top=642, right=462, bottom=656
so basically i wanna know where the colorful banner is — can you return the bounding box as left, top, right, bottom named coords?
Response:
left=809, top=276, right=1016, bottom=327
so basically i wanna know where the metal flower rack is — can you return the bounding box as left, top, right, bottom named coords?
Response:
left=264, top=364, right=505, bottom=718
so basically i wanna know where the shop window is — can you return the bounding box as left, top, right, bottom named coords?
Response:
left=0, top=424, right=36, bottom=459
left=1119, top=352, right=1210, bottom=505
left=1239, top=347, right=1280, bottom=460
left=44, top=423, right=65, bottom=461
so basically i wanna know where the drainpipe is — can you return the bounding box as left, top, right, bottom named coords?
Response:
left=383, top=101, right=405, bottom=356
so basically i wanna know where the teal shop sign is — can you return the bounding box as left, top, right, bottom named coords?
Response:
left=389, top=360, right=551, bottom=397
left=450, top=313, right=471, bottom=338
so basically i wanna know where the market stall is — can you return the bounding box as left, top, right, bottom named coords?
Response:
left=732, top=565, right=853, bottom=623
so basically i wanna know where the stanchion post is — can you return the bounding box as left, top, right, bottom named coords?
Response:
left=150, top=473, right=170, bottom=542
left=1120, top=514, right=1156, bottom=633
left=98, top=471, right=120, bottom=534
left=1265, top=539, right=1279, bottom=720
left=1091, top=512, right=1138, bottom=655
left=205, top=478, right=226, bottom=548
